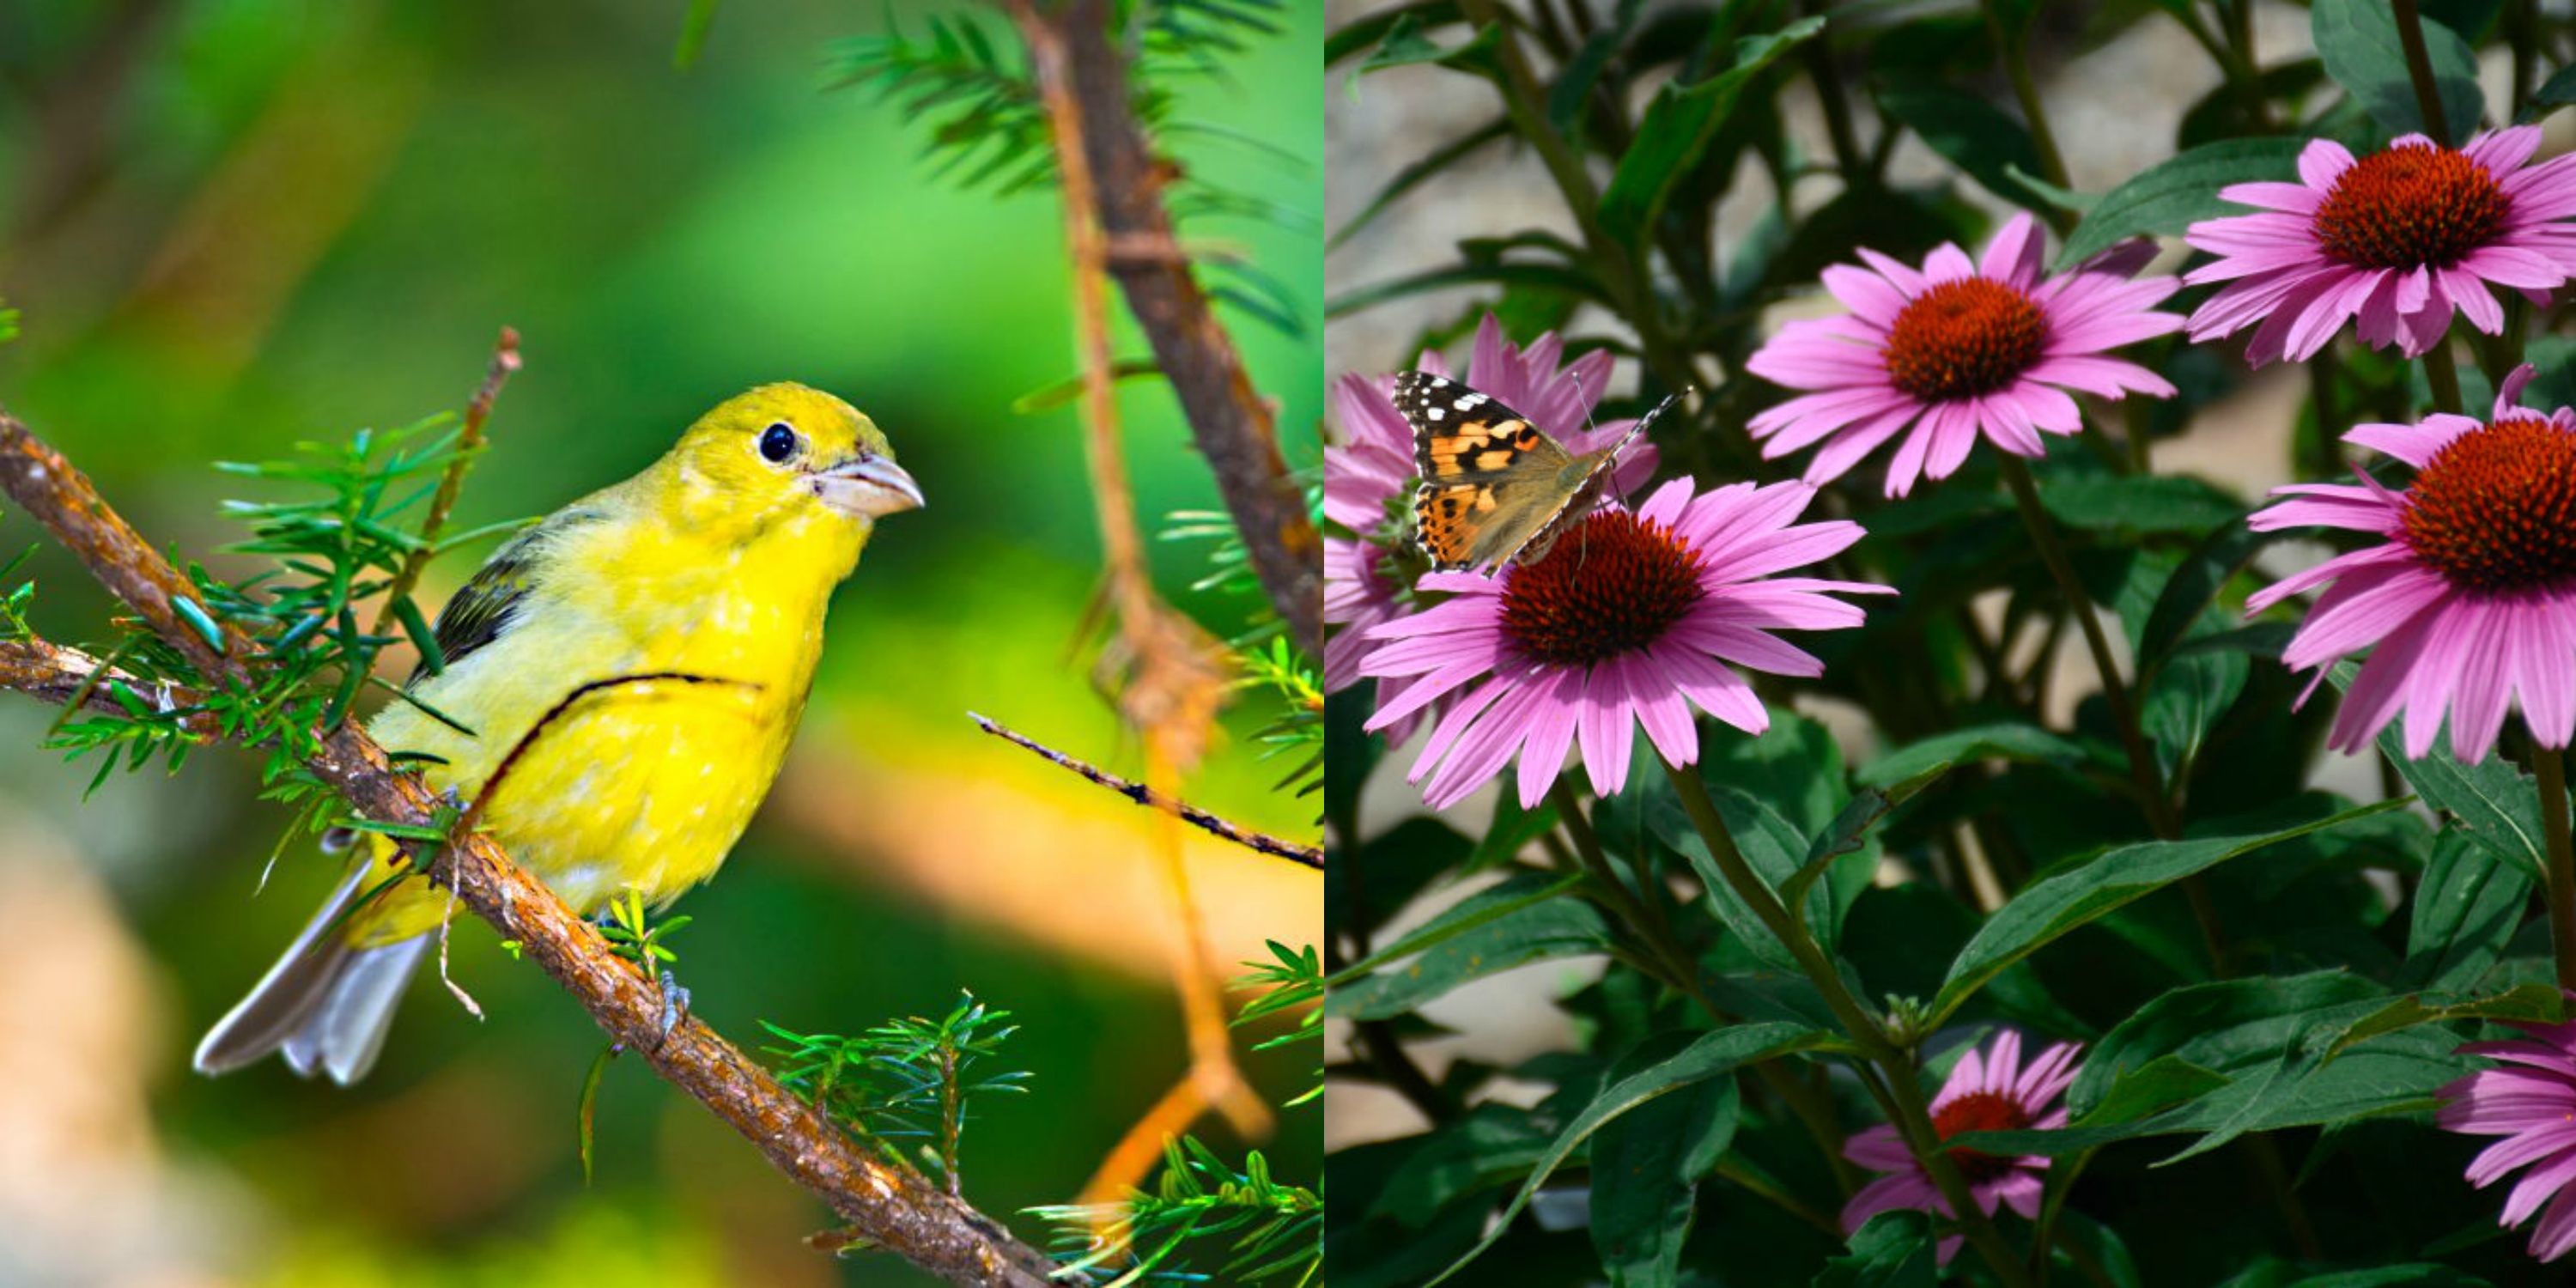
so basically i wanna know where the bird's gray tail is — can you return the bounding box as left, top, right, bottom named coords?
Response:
left=192, top=867, right=429, bottom=1084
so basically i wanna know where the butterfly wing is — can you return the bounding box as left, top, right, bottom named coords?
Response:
left=1486, top=389, right=1687, bottom=571
left=1394, top=372, right=1573, bottom=573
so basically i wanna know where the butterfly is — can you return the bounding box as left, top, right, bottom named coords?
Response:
left=1394, top=370, right=1680, bottom=576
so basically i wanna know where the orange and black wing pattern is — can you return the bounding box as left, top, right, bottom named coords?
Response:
left=1393, top=372, right=1569, bottom=573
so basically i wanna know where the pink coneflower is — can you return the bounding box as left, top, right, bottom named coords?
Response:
left=1324, top=315, right=1656, bottom=740
left=2439, top=1006, right=2576, bottom=1261
left=1843, top=1030, right=2081, bottom=1264
left=2247, top=364, right=2576, bottom=762
left=1745, top=211, right=2182, bottom=498
left=1358, top=477, right=1887, bottom=810
left=2185, top=127, right=2576, bottom=365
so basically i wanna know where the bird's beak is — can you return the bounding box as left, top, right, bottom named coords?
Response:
left=812, top=453, right=925, bottom=519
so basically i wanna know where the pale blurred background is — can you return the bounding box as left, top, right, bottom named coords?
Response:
left=0, top=2, right=1321, bottom=1285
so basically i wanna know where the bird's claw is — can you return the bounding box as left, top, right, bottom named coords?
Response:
left=657, top=970, right=692, bottom=1042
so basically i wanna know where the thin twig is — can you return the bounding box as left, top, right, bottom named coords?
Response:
left=970, top=712, right=1321, bottom=869
left=0, top=404, right=1061, bottom=1288
left=0, top=636, right=205, bottom=728
left=373, top=325, right=519, bottom=639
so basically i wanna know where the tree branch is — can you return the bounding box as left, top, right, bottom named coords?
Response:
left=0, top=406, right=1061, bottom=1288
left=1012, top=0, right=1321, bottom=659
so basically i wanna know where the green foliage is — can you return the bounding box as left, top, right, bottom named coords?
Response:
left=0, top=544, right=34, bottom=640
left=835, top=12, right=1055, bottom=195
left=835, top=3, right=1309, bottom=341
left=1236, top=939, right=1323, bottom=1106
left=1166, top=482, right=1327, bottom=800
left=1325, top=3, right=2576, bottom=1284
left=2312, top=0, right=2482, bottom=143
left=40, top=410, right=511, bottom=815
left=598, top=889, right=690, bottom=968
left=762, top=993, right=1031, bottom=1194
left=1033, top=1138, right=1321, bottom=1287
left=1030, top=945, right=1324, bottom=1284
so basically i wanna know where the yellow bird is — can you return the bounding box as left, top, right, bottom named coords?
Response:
left=194, top=383, right=924, bottom=1083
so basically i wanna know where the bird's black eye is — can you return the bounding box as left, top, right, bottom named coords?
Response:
left=758, top=422, right=799, bottom=464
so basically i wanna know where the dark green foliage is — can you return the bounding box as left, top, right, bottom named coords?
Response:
left=1326, top=2, right=2576, bottom=1284
left=763, top=992, right=1033, bottom=1194
left=1030, top=948, right=1326, bottom=1286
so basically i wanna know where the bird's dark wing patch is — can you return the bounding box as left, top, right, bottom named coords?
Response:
left=414, top=507, right=601, bottom=681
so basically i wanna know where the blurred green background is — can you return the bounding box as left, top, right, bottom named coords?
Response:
left=0, top=1, right=1321, bottom=1285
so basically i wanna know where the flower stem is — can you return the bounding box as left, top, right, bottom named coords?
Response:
left=1658, top=756, right=2034, bottom=1288
left=1996, top=455, right=2230, bottom=977
left=1452, top=0, right=1697, bottom=398
left=2217, top=0, right=2275, bottom=133
left=1995, top=459, right=2171, bottom=833
left=2422, top=340, right=2466, bottom=416
left=2391, top=0, right=2454, bottom=145
left=1546, top=781, right=1862, bottom=1196
left=2537, top=743, right=2576, bottom=992
left=2305, top=345, right=2347, bottom=482
left=1800, top=0, right=1866, bottom=183
left=1980, top=0, right=2074, bottom=234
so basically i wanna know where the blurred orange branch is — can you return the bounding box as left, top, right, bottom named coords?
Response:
left=0, top=405, right=1060, bottom=1288
left=1010, top=0, right=1321, bottom=658
left=1014, top=0, right=1273, bottom=1216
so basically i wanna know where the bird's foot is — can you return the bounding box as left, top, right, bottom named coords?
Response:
left=657, top=969, right=692, bottom=1042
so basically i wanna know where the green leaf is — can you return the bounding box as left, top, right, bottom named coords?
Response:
left=1649, top=782, right=1836, bottom=966
left=2076, top=1053, right=2233, bottom=1127
left=2404, top=831, right=2535, bottom=990
left=1963, top=972, right=2473, bottom=1161
left=2057, top=137, right=2308, bottom=267
left=1328, top=259, right=1609, bottom=319
left=2137, top=516, right=2274, bottom=673
left=2331, top=665, right=2551, bottom=880
left=1546, top=0, right=1643, bottom=132
left=1468, top=792, right=1563, bottom=872
left=1589, top=1039, right=1740, bottom=1288
left=1327, top=2, right=1462, bottom=66
left=1329, top=118, right=1509, bottom=251
left=672, top=0, right=718, bottom=70
left=1327, top=896, right=1612, bottom=1021
left=1596, top=18, right=1823, bottom=245
left=2321, top=982, right=2567, bottom=1060
left=1780, top=786, right=1914, bottom=914
left=2044, top=1212, right=2146, bottom=1288
left=1814, top=1210, right=1937, bottom=1288
left=1424, top=1023, right=1833, bottom=1285
left=1855, top=723, right=2090, bottom=790
left=1932, top=799, right=2408, bottom=1024
left=2279, top=1267, right=2492, bottom=1287
left=2530, top=63, right=2576, bottom=118
left=1369, top=1104, right=1552, bottom=1227
left=2143, top=644, right=2246, bottom=781
left=2036, top=472, right=2246, bottom=535
left=2312, top=0, right=2483, bottom=143
left=2066, top=971, right=2385, bottom=1119
left=1327, top=871, right=1587, bottom=985
left=1358, top=12, right=1498, bottom=76
left=1874, top=81, right=2052, bottom=214
left=1334, top=814, right=1465, bottom=932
